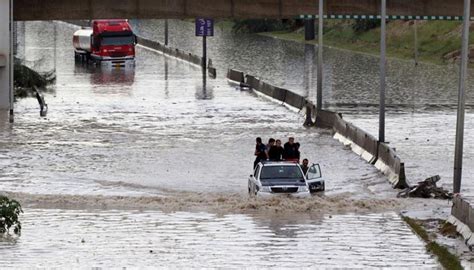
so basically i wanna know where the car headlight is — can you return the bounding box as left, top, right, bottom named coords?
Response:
left=260, top=186, right=272, bottom=193
left=298, top=186, right=309, bottom=192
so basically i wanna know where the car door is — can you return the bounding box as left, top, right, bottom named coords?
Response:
left=249, top=165, right=260, bottom=195
left=305, top=163, right=322, bottom=184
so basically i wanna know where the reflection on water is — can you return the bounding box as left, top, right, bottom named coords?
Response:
left=195, top=69, right=213, bottom=100
left=74, top=63, right=136, bottom=87
left=303, top=44, right=315, bottom=99
left=0, top=209, right=438, bottom=268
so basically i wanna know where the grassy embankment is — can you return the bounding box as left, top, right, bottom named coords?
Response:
left=259, top=20, right=473, bottom=65
left=402, top=216, right=463, bottom=270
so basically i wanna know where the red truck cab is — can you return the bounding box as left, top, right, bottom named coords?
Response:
left=74, top=19, right=136, bottom=68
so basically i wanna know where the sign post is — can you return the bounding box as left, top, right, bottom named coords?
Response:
left=195, top=18, right=214, bottom=69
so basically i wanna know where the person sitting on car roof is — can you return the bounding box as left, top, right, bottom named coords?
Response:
left=268, top=139, right=284, bottom=161
left=266, top=138, right=275, bottom=158
left=254, top=137, right=267, bottom=169
left=283, top=137, right=299, bottom=162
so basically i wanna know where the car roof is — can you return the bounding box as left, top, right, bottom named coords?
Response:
left=261, top=161, right=300, bottom=167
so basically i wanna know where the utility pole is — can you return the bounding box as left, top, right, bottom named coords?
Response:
left=453, top=0, right=471, bottom=194
left=316, top=0, right=324, bottom=110
left=379, top=0, right=387, bottom=143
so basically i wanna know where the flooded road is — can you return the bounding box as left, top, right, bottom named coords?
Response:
left=0, top=21, right=449, bottom=267
left=0, top=209, right=438, bottom=269
left=1, top=21, right=390, bottom=197
left=133, top=19, right=474, bottom=195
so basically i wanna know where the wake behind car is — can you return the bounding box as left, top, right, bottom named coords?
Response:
left=248, top=161, right=310, bottom=197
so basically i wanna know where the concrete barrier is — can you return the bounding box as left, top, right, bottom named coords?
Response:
left=245, top=75, right=260, bottom=90
left=375, top=143, right=408, bottom=188
left=208, top=67, right=217, bottom=78
left=227, top=69, right=245, bottom=83
left=284, top=90, right=305, bottom=110
left=316, top=109, right=407, bottom=188
left=272, top=86, right=287, bottom=102
left=449, top=196, right=474, bottom=247
left=137, top=36, right=206, bottom=68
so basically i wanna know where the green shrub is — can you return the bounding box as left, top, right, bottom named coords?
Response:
left=0, top=196, right=23, bottom=236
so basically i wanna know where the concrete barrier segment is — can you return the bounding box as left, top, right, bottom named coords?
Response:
left=137, top=36, right=205, bottom=67
left=449, top=197, right=474, bottom=247
left=284, top=90, right=305, bottom=109
left=226, top=69, right=245, bottom=83
left=208, top=67, right=217, bottom=78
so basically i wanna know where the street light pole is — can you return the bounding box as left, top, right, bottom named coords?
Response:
left=453, top=0, right=471, bottom=194
left=379, top=0, right=387, bottom=143
left=316, top=0, right=323, bottom=110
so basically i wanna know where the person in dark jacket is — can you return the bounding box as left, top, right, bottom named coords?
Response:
left=301, top=158, right=309, bottom=175
left=254, top=137, right=267, bottom=169
left=283, top=137, right=299, bottom=161
left=266, top=138, right=275, bottom=158
left=268, top=139, right=284, bottom=161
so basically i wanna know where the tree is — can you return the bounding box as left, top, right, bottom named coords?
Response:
left=0, top=196, right=23, bottom=236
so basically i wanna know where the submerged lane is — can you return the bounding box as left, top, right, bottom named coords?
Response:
left=0, top=21, right=441, bottom=269
left=0, top=209, right=438, bottom=269
left=134, top=19, right=474, bottom=194
left=0, top=21, right=391, bottom=198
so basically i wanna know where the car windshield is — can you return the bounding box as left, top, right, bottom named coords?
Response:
left=260, top=165, right=304, bottom=181
left=101, top=36, right=135, bottom=46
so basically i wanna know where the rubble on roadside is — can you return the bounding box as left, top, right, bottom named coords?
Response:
left=397, top=175, right=453, bottom=199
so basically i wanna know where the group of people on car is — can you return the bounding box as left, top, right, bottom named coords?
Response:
left=254, top=137, right=310, bottom=174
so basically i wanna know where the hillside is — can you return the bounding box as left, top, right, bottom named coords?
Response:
left=259, top=20, right=472, bottom=65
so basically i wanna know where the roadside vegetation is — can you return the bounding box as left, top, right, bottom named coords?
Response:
left=235, top=19, right=472, bottom=66
left=0, top=196, right=23, bottom=236
left=402, top=216, right=463, bottom=270
left=14, top=58, right=55, bottom=99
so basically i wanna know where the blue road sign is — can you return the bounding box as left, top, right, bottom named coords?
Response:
left=195, top=18, right=214, bottom=37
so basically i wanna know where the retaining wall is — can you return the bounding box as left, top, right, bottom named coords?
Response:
left=227, top=69, right=409, bottom=189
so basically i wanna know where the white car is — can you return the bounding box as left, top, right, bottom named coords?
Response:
left=248, top=161, right=325, bottom=197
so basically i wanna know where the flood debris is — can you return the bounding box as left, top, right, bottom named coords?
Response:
left=397, top=175, right=453, bottom=199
